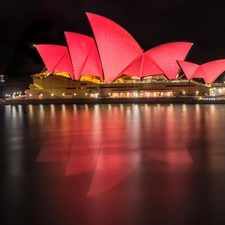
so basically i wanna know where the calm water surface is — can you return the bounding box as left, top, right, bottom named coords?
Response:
left=1, top=103, right=225, bottom=225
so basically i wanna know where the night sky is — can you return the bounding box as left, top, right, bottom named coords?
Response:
left=1, top=0, right=225, bottom=79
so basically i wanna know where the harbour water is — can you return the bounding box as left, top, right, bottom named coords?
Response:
left=1, top=103, right=225, bottom=225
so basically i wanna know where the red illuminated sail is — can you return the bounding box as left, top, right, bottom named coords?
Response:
left=36, top=44, right=74, bottom=79
left=177, top=60, right=199, bottom=80
left=122, top=54, right=163, bottom=77
left=55, top=50, right=74, bottom=79
left=65, top=32, right=102, bottom=80
left=195, top=59, right=225, bottom=83
left=146, top=42, right=193, bottom=80
left=178, top=59, right=225, bottom=83
left=86, top=12, right=143, bottom=82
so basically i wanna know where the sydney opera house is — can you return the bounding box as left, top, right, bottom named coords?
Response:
left=26, top=12, right=225, bottom=100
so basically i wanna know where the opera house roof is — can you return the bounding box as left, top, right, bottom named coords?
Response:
left=35, top=12, right=225, bottom=84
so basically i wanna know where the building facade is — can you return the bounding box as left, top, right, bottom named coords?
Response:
left=26, top=73, right=210, bottom=100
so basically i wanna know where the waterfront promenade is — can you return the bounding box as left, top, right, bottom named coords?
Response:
left=0, top=97, right=186, bottom=105
left=1, top=96, right=225, bottom=105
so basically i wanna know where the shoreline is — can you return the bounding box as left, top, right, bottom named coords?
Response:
left=1, top=96, right=225, bottom=105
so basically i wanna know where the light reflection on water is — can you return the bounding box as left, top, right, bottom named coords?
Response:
left=1, top=103, right=225, bottom=225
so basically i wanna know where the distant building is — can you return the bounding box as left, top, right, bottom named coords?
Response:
left=0, top=75, right=5, bottom=83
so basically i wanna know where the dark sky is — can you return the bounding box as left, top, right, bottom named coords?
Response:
left=1, top=0, right=225, bottom=79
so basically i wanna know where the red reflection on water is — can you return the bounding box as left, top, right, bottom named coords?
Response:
left=87, top=152, right=140, bottom=196
left=65, top=131, right=102, bottom=175
left=147, top=148, right=193, bottom=164
left=37, top=131, right=73, bottom=162
left=36, top=104, right=194, bottom=196
left=144, top=105, right=193, bottom=164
